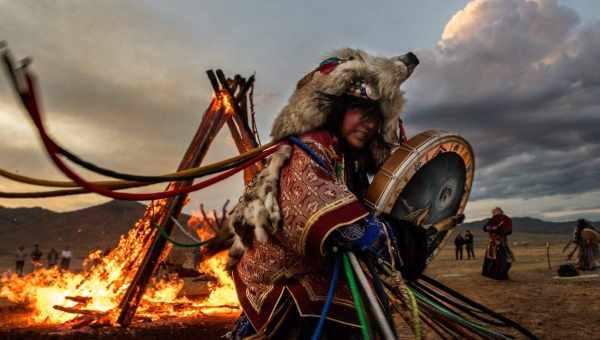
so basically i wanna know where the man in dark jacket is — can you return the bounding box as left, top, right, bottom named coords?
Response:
left=465, top=230, right=475, bottom=259
left=454, top=232, right=465, bottom=260
left=47, top=248, right=59, bottom=268
left=30, top=244, right=43, bottom=270
left=16, top=245, right=26, bottom=276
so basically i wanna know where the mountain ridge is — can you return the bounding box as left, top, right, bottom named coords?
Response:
left=0, top=200, right=192, bottom=257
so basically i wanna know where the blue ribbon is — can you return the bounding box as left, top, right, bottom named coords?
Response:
left=288, top=135, right=331, bottom=173
left=311, top=254, right=342, bottom=340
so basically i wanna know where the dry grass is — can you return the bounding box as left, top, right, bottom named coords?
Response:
left=426, top=232, right=600, bottom=339
left=1, top=232, right=598, bottom=338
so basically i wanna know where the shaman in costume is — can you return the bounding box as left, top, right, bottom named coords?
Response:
left=568, top=219, right=600, bottom=271
left=225, top=48, right=420, bottom=339
left=482, top=207, right=514, bottom=280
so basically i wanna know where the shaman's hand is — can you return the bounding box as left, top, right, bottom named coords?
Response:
left=328, top=215, right=389, bottom=258
left=380, top=214, right=428, bottom=281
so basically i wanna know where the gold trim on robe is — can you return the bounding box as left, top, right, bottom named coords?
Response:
left=233, top=130, right=369, bottom=332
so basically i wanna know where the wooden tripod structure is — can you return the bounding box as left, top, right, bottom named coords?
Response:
left=117, top=70, right=262, bottom=327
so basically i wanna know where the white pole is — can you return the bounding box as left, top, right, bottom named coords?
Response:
left=347, top=252, right=396, bottom=340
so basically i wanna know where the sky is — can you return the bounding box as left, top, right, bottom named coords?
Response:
left=0, top=0, right=599, bottom=222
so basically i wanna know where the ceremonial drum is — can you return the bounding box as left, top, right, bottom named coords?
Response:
left=365, top=130, right=475, bottom=260
left=581, top=228, right=600, bottom=244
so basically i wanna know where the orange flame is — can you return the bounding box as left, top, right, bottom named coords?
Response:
left=0, top=200, right=239, bottom=327
left=220, top=91, right=236, bottom=117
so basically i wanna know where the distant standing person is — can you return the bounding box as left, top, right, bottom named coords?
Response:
left=47, top=248, right=59, bottom=268
left=15, top=245, right=26, bottom=276
left=30, top=244, right=43, bottom=270
left=482, top=207, right=513, bottom=280
left=465, top=230, right=475, bottom=259
left=60, top=246, right=72, bottom=270
left=454, top=232, right=465, bottom=260
left=568, top=219, right=600, bottom=271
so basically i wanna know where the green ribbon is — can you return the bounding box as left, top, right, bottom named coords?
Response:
left=343, top=253, right=371, bottom=340
left=153, top=222, right=213, bottom=248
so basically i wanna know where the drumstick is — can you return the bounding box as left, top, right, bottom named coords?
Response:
left=424, top=214, right=465, bottom=232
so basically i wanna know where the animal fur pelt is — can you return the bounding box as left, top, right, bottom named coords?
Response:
left=227, top=145, right=292, bottom=268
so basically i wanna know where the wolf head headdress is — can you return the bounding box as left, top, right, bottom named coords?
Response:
left=271, top=47, right=419, bottom=166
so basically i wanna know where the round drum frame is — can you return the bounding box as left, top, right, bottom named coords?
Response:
left=365, top=130, right=475, bottom=259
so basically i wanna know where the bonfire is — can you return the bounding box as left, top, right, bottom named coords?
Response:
left=0, top=200, right=239, bottom=327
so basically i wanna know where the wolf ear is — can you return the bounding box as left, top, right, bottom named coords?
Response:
left=297, top=57, right=346, bottom=90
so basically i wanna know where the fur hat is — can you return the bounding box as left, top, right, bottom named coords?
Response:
left=271, top=48, right=419, bottom=165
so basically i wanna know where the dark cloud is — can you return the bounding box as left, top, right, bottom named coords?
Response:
left=403, top=0, right=600, bottom=203
left=1, top=0, right=599, bottom=221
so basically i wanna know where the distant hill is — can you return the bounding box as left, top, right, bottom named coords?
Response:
left=459, top=216, right=599, bottom=234
left=0, top=200, right=191, bottom=257
left=1, top=200, right=596, bottom=257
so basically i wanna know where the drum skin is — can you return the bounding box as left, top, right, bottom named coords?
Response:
left=365, top=130, right=475, bottom=259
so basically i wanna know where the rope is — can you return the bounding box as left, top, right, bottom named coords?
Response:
left=412, top=280, right=507, bottom=327
left=0, top=142, right=275, bottom=189
left=0, top=186, right=133, bottom=198
left=379, top=261, right=421, bottom=340
left=342, top=253, right=371, bottom=340
left=347, top=252, right=396, bottom=340
left=363, top=257, right=396, bottom=338
left=311, top=253, right=342, bottom=340
left=55, top=140, right=275, bottom=183
left=419, top=275, right=538, bottom=340
left=170, top=217, right=203, bottom=244
left=1, top=47, right=277, bottom=187
left=409, top=285, right=512, bottom=339
left=400, top=278, right=421, bottom=339
left=0, top=144, right=280, bottom=200
left=28, top=68, right=277, bottom=200
left=153, top=222, right=214, bottom=248
left=1, top=50, right=283, bottom=201
left=288, top=135, right=331, bottom=172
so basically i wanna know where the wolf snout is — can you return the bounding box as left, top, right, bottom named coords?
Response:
left=398, top=52, right=419, bottom=68
left=405, top=52, right=419, bottom=66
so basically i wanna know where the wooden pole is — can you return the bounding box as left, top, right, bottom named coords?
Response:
left=214, top=70, right=263, bottom=184
left=546, top=242, right=552, bottom=271
left=117, top=79, right=228, bottom=327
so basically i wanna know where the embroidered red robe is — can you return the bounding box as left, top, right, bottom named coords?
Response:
left=233, top=130, right=369, bottom=332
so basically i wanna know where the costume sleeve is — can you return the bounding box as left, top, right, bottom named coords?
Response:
left=276, top=137, right=369, bottom=257
left=485, top=216, right=501, bottom=231
left=500, top=215, right=512, bottom=235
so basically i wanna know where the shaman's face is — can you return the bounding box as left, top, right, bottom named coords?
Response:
left=341, top=107, right=379, bottom=150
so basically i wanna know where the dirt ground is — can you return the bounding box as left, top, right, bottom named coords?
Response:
left=426, top=232, right=600, bottom=339
left=1, top=232, right=598, bottom=339
left=0, top=312, right=236, bottom=340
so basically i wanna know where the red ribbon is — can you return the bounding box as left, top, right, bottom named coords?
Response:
left=20, top=71, right=280, bottom=201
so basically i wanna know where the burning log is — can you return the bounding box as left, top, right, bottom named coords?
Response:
left=65, top=296, right=93, bottom=304
left=62, top=314, right=113, bottom=330
left=192, top=274, right=218, bottom=282
left=211, top=69, right=263, bottom=184
left=118, top=70, right=250, bottom=326
left=53, top=305, right=108, bottom=317
left=198, top=304, right=239, bottom=310
left=0, top=46, right=244, bottom=329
